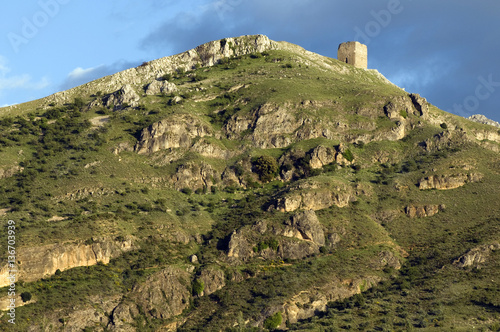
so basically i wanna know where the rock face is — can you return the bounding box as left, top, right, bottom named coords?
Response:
left=134, top=114, right=212, bottom=154
left=171, top=161, right=217, bottom=191
left=418, top=173, right=483, bottom=190
left=421, top=130, right=469, bottom=152
left=274, top=179, right=354, bottom=212
left=468, top=114, right=500, bottom=128
left=284, top=210, right=325, bottom=246
left=227, top=230, right=254, bottom=261
left=46, top=35, right=279, bottom=106
left=197, top=267, right=226, bottom=296
left=145, top=79, right=178, bottom=95
left=103, top=84, right=140, bottom=110
left=405, top=204, right=445, bottom=218
left=282, top=276, right=381, bottom=324
left=0, top=165, right=23, bottom=179
left=109, top=267, right=191, bottom=331
left=0, top=237, right=134, bottom=288
left=409, top=93, right=429, bottom=118
left=308, top=146, right=337, bottom=169
left=453, top=243, right=500, bottom=268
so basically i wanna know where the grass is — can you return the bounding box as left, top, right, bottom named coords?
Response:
left=0, top=41, right=499, bottom=331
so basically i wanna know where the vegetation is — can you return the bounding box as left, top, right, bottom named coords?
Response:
left=0, top=36, right=499, bottom=331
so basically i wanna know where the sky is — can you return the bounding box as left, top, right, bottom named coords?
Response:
left=1, top=0, right=499, bottom=122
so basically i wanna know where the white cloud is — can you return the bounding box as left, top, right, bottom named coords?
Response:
left=0, top=55, right=50, bottom=91
left=60, top=60, right=139, bottom=91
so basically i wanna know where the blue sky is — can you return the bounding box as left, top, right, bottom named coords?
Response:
left=1, top=0, right=500, bottom=122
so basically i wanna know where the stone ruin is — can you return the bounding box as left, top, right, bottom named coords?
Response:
left=337, top=41, right=368, bottom=69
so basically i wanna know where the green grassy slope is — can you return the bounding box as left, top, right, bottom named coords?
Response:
left=0, top=36, right=499, bottom=331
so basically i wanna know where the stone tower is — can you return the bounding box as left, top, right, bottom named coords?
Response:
left=337, top=41, right=367, bottom=69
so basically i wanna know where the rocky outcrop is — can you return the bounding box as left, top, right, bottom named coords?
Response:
left=134, top=114, right=212, bottom=154
left=21, top=295, right=121, bottom=332
left=308, top=146, right=336, bottom=169
left=224, top=103, right=304, bottom=148
left=283, top=210, right=325, bottom=246
left=171, top=161, right=218, bottom=191
left=409, top=93, right=429, bottom=118
left=108, top=267, right=191, bottom=331
left=0, top=237, right=134, bottom=288
left=197, top=267, right=226, bottom=296
left=418, top=173, right=483, bottom=190
left=103, top=84, right=140, bottom=110
left=227, top=230, right=254, bottom=261
left=282, top=276, right=381, bottom=325
left=190, top=138, right=233, bottom=159
left=467, top=114, right=500, bottom=128
left=46, top=35, right=278, bottom=106
left=273, top=179, right=354, bottom=212
left=453, top=242, right=500, bottom=268
left=384, top=95, right=414, bottom=120
left=405, top=204, right=445, bottom=218
left=420, top=130, right=470, bottom=152
left=145, top=79, right=178, bottom=95
left=0, top=165, right=23, bottom=179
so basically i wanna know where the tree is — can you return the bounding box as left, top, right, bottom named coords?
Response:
left=253, top=155, right=279, bottom=182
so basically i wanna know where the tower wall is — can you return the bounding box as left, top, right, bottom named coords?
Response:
left=337, top=42, right=368, bottom=69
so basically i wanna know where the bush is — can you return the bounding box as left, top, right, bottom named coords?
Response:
left=342, top=149, right=354, bottom=162
left=193, top=279, right=204, bottom=296
left=264, top=312, right=282, bottom=330
left=180, top=188, right=193, bottom=195
left=253, top=155, right=279, bottom=182
left=400, top=109, right=408, bottom=119
left=440, top=123, right=448, bottom=129
left=21, top=292, right=32, bottom=302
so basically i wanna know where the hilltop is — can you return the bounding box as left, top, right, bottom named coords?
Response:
left=0, top=35, right=499, bottom=331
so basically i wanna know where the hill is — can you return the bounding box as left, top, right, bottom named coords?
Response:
left=0, top=34, right=499, bottom=331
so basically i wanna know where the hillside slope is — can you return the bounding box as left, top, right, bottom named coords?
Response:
left=0, top=35, right=499, bottom=331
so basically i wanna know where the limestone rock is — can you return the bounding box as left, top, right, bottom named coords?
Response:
left=421, top=130, right=469, bottom=152
left=418, top=173, right=483, bottom=190
left=405, top=204, right=445, bottom=218
left=308, top=146, right=336, bottom=169
left=384, top=96, right=414, bottom=120
left=145, top=79, right=178, bottom=95
left=453, top=242, right=500, bottom=268
left=197, top=267, right=226, bottom=296
left=284, top=210, right=325, bottom=246
left=275, top=180, right=354, bottom=212
left=227, top=230, right=254, bottom=261
left=282, top=276, right=381, bottom=325
left=278, top=239, right=319, bottom=260
left=171, top=161, right=218, bottom=191
left=0, top=237, right=134, bottom=288
left=134, top=114, right=212, bottom=154
left=109, top=267, right=191, bottom=330
left=103, top=84, right=140, bottom=110
left=409, top=93, right=429, bottom=118
left=467, top=114, right=500, bottom=128
left=0, top=165, right=23, bottom=179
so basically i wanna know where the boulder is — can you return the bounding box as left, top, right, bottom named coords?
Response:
left=145, top=80, right=178, bottom=95
left=103, top=84, right=140, bottom=110
left=418, top=173, right=483, bottom=190
left=284, top=210, right=325, bottom=246
left=134, top=114, right=212, bottom=154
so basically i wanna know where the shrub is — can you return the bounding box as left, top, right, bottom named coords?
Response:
left=193, top=279, right=204, bottom=296
left=253, top=155, right=279, bottom=182
left=342, top=149, right=354, bottom=162
left=400, top=109, right=408, bottom=118
left=264, top=312, right=282, bottom=330
left=440, top=123, right=448, bottom=129
left=180, top=188, right=193, bottom=195
left=21, top=292, right=32, bottom=302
